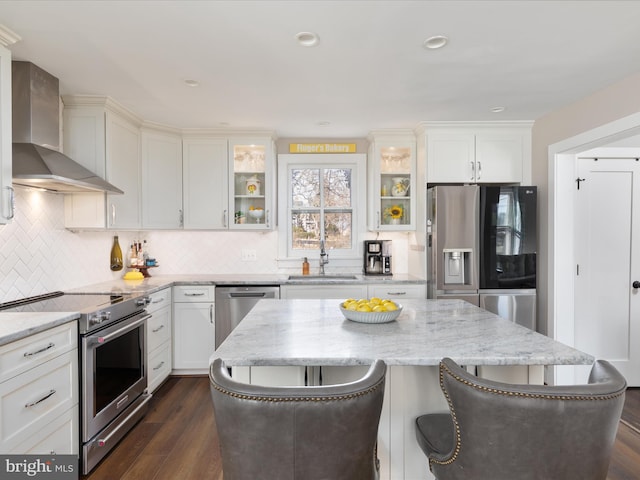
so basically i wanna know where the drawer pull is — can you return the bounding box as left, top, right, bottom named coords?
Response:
left=153, top=361, right=165, bottom=371
left=387, top=292, right=406, bottom=296
left=184, top=292, right=205, bottom=296
left=152, top=325, right=165, bottom=333
left=152, top=297, right=165, bottom=304
left=23, top=342, right=55, bottom=357
left=25, top=389, right=56, bottom=408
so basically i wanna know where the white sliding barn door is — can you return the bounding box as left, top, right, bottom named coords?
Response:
left=574, top=157, right=640, bottom=385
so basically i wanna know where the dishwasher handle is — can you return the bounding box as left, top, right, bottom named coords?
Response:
left=227, top=292, right=270, bottom=298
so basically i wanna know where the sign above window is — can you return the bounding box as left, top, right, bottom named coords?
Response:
left=289, top=143, right=357, bottom=154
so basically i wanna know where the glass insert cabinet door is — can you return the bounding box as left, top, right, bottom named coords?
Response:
left=229, top=139, right=274, bottom=230
left=369, top=136, right=416, bottom=231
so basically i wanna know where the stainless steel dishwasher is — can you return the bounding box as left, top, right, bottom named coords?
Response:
left=215, top=285, right=280, bottom=348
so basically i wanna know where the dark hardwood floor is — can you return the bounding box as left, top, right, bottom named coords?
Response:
left=83, top=378, right=640, bottom=480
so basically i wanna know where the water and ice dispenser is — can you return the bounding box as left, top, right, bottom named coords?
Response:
left=443, top=249, right=473, bottom=286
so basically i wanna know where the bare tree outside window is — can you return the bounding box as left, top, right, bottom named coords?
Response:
left=291, top=168, right=352, bottom=250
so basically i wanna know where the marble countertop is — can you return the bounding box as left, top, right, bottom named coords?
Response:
left=212, top=299, right=594, bottom=367
left=0, top=312, right=80, bottom=346
left=1, top=274, right=424, bottom=346
left=65, top=273, right=425, bottom=295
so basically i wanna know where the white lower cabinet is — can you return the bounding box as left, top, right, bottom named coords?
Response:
left=172, top=286, right=215, bottom=374
left=280, top=284, right=368, bottom=299
left=146, top=288, right=172, bottom=392
left=367, top=283, right=426, bottom=300
left=0, top=322, right=78, bottom=454
left=280, top=283, right=425, bottom=301
left=12, top=404, right=79, bottom=455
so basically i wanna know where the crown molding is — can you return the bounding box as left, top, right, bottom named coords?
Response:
left=0, top=24, right=21, bottom=47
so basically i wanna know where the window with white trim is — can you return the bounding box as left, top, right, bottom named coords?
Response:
left=278, top=154, right=366, bottom=260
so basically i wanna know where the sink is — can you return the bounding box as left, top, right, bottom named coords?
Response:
left=287, top=275, right=358, bottom=281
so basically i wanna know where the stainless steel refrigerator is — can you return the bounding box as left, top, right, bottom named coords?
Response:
left=427, top=185, right=537, bottom=330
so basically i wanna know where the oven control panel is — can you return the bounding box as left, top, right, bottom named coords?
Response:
left=89, top=311, right=111, bottom=326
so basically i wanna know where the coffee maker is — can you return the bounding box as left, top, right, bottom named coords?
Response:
left=363, top=240, right=392, bottom=276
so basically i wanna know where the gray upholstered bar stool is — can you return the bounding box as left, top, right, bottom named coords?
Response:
left=415, top=357, right=626, bottom=480
left=210, top=359, right=387, bottom=480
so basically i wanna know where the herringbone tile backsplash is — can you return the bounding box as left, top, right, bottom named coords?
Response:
left=0, top=188, right=410, bottom=304
left=0, top=188, right=278, bottom=303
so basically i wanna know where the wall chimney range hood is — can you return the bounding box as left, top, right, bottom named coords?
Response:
left=11, top=61, right=123, bottom=194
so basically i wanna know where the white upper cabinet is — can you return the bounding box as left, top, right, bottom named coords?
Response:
left=0, top=43, right=13, bottom=225
left=63, top=96, right=142, bottom=229
left=106, top=112, right=142, bottom=228
left=141, top=128, right=183, bottom=229
left=228, top=137, right=275, bottom=230
left=368, top=132, right=416, bottom=231
left=425, top=123, right=532, bottom=184
left=182, top=137, right=228, bottom=229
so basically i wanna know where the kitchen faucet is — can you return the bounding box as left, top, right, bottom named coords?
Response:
left=319, top=239, right=329, bottom=275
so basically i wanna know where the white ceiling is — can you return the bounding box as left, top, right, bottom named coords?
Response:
left=2, top=0, right=640, bottom=138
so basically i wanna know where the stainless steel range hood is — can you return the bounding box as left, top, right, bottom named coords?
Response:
left=11, top=61, right=123, bottom=194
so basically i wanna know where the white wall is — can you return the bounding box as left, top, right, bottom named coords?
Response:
left=532, top=72, right=640, bottom=336
left=0, top=187, right=411, bottom=303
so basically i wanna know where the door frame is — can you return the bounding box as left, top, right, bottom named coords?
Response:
left=548, top=111, right=640, bottom=384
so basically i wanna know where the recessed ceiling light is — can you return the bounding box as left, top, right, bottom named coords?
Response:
left=296, top=32, right=320, bottom=47
left=184, top=79, right=200, bottom=87
left=423, top=35, right=448, bottom=50
left=491, top=106, right=506, bottom=113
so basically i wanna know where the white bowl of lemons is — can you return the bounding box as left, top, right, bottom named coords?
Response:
left=339, top=297, right=402, bottom=324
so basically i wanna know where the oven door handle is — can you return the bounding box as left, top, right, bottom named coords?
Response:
left=91, top=314, right=151, bottom=345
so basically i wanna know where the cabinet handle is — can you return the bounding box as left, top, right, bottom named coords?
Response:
left=24, top=342, right=55, bottom=357
left=179, top=209, right=184, bottom=227
left=377, top=211, right=381, bottom=229
left=25, top=389, right=56, bottom=408
left=265, top=209, right=270, bottom=228
left=153, top=361, right=165, bottom=371
left=470, top=161, right=475, bottom=181
left=223, top=209, right=228, bottom=228
left=477, top=161, right=482, bottom=180
left=184, top=292, right=205, bottom=296
left=111, top=204, right=116, bottom=226
left=209, top=304, right=214, bottom=324
left=152, top=324, right=165, bottom=333
left=6, top=186, right=15, bottom=220
left=386, top=291, right=407, bottom=296
left=152, top=297, right=165, bottom=304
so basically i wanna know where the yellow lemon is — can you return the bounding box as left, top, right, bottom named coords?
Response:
left=346, top=302, right=358, bottom=311
left=369, top=297, right=382, bottom=305
left=356, top=304, right=372, bottom=312
left=372, top=305, right=385, bottom=313
left=384, top=302, right=398, bottom=311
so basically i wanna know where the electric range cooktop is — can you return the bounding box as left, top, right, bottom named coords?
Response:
left=0, top=291, right=148, bottom=334
left=0, top=291, right=130, bottom=314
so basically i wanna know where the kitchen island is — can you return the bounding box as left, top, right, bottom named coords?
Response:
left=212, top=298, right=594, bottom=480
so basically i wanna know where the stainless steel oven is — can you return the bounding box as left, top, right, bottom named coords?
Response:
left=0, top=291, right=153, bottom=474
left=81, top=308, right=151, bottom=472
